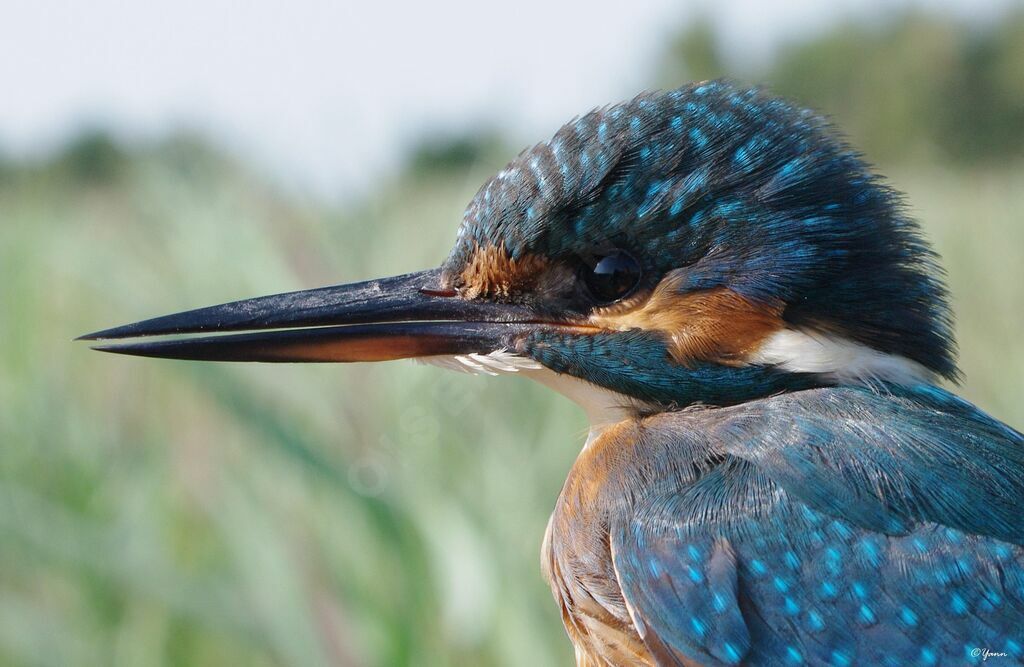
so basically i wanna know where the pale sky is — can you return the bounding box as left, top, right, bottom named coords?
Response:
left=1, top=0, right=1017, bottom=199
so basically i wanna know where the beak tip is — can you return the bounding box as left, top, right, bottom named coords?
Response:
left=89, top=344, right=124, bottom=357
left=77, top=321, right=167, bottom=341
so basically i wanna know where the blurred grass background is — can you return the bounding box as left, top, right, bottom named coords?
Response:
left=1, top=9, right=1022, bottom=667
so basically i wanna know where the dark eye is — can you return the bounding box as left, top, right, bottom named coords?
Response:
left=582, top=250, right=642, bottom=303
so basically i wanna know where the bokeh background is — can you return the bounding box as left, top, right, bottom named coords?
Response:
left=2, top=2, right=1023, bottom=665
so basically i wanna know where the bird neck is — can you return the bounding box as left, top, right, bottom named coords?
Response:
left=520, top=330, right=824, bottom=409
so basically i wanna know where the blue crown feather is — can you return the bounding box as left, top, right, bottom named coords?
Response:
left=446, top=80, right=957, bottom=379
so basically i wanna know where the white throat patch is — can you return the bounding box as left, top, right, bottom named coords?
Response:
left=418, top=330, right=932, bottom=448
left=418, top=350, right=641, bottom=444
left=418, top=349, right=542, bottom=376
left=750, top=328, right=934, bottom=385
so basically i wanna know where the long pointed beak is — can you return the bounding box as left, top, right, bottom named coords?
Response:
left=79, top=269, right=543, bottom=363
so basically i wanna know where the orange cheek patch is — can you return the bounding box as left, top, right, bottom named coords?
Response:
left=456, top=242, right=551, bottom=299
left=589, top=276, right=783, bottom=366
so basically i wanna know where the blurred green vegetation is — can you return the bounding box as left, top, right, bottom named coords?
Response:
left=1, top=134, right=582, bottom=666
left=2, top=10, right=1023, bottom=667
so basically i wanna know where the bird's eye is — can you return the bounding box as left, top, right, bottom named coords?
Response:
left=582, top=250, right=642, bottom=303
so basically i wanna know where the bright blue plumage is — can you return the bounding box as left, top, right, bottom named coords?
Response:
left=92, top=79, right=1024, bottom=666
left=603, top=385, right=1023, bottom=665
left=446, top=81, right=957, bottom=381
left=442, top=81, right=1023, bottom=664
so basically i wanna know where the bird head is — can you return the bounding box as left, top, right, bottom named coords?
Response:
left=82, top=81, right=956, bottom=418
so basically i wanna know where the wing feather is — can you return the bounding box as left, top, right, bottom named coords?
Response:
left=610, top=385, right=1024, bottom=665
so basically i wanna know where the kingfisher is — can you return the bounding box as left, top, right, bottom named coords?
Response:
left=82, top=81, right=1023, bottom=666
